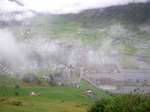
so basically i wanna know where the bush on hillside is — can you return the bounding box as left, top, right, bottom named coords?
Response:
left=88, top=99, right=110, bottom=112
left=88, top=94, right=150, bottom=112
left=22, top=73, right=41, bottom=84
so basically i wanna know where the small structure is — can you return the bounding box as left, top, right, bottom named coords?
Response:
left=29, top=91, right=40, bottom=96
left=84, top=90, right=95, bottom=97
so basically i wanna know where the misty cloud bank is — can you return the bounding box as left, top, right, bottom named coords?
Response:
left=0, top=29, right=119, bottom=75
left=0, top=0, right=149, bottom=22
left=0, top=0, right=149, bottom=14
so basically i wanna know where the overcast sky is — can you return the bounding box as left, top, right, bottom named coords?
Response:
left=0, top=0, right=149, bottom=14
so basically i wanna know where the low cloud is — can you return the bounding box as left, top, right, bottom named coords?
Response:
left=19, top=0, right=150, bottom=13
left=0, top=0, right=149, bottom=14
left=0, top=29, right=119, bottom=75
left=0, top=0, right=27, bottom=13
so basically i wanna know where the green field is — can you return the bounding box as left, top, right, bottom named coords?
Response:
left=0, top=77, right=110, bottom=112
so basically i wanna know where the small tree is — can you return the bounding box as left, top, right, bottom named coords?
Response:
left=88, top=99, right=110, bottom=112
left=14, top=84, right=20, bottom=96
left=88, top=94, right=150, bottom=112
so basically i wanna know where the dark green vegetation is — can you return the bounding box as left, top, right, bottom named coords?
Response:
left=0, top=75, right=110, bottom=112
left=88, top=94, right=150, bottom=112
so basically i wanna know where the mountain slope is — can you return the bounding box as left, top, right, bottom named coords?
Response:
left=0, top=2, right=150, bottom=88
left=60, top=2, right=150, bottom=28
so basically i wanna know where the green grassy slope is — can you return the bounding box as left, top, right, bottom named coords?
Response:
left=0, top=77, right=110, bottom=112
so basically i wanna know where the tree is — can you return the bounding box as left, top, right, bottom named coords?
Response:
left=88, top=94, right=150, bottom=112
left=88, top=99, right=110, bottom=112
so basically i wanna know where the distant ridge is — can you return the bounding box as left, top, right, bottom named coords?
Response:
left=58, top=2, right=150, bottom=27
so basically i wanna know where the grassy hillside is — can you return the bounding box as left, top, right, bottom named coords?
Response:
left=0, top=75, right=21, bottom=87
left=0, top=76, right=110, bottom=112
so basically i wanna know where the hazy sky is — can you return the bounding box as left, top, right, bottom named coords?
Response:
left=21, top=0, right=149, bottom=13
left=0, top=0, right=149, bottom=13
left=0, top=0, right=26, bottom=12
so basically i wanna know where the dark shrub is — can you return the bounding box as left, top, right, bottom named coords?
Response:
left=88, top=94, right=150, bottom=112
left=14, top=91, right=19, bottom=96
left=0, top=98, right=7, bottom=102
left=22, top=73, right=41, bottom=84
left=88, top=98, right=110, bottom=112
left=9, top=100, right=23, bottom=106
left=105, top=94, right=150, bottom=112
left=0, top=98, right=23, bottom=106
left=15, top=84, right=20, bottom=89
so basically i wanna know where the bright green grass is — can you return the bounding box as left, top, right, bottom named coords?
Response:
left=0, top=79, right=110, bottom=112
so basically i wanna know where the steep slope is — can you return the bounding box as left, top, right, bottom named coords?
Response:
left=60, top=2, right=150, bottom=28
left=0, top=2, right=150, bottom=89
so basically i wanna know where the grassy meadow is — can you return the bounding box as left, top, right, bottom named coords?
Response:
left=0, top=76, right=110, bottom=112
